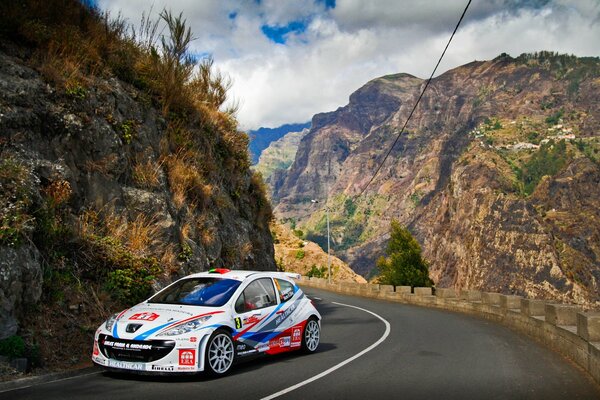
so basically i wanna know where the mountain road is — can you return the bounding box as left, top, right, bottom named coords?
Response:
left=3, top=287, right=599, bottom=399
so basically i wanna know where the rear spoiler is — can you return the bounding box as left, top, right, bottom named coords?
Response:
left=281, top=272, right=301, bottom=280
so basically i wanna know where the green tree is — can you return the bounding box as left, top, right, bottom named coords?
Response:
left=376, top=220, right=432, bottom=287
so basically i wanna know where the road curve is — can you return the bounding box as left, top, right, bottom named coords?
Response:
left=3, top=287, right=599, bottom=400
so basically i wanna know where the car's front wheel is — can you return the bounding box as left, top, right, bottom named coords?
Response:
left=205, top=329, right=235, bottom=376
left=302, top=317, right=320, bottom=353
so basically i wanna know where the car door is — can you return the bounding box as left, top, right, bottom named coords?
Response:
left=232, top=277, right=278, bottom=354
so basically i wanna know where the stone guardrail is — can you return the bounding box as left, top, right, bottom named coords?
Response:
left=297, top=276, right=600, bottom=386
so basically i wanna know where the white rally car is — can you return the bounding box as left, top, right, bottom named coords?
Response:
left=92, top=269, right=321, bottom=375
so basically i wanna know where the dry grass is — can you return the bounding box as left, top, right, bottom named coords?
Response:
left=43, top=179, right=72, bottom=206
left=126, top=213, right=161, bottom=255
left=165, top=152, right=212, bottom=209
left=78, top=207, right=160, bottom=256
left=132, top=157, right=162, bottom=189
left=240, top=241, right=253, bottom=260
left=160, top=244, right=179, bottom=275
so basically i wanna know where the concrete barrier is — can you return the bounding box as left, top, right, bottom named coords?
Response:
left=482, top=292, right=501, bottom=305
left=414, top=287, right=433, bottom=296
left=460, top=289, right=482, bottom=301
left=521, top=299, right=546, bottom=316
left=546, top=304, right=580, bottom=326
left=577, top=312, right=600, bottom=342
left=500, top=295, right=522, bottom=310
left=396, top=286, right=411, bottom=294
left=296, top=277, right=600, bottom=387
left=436, top=288, right=457, bottom=298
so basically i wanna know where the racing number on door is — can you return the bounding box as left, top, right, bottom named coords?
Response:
left=234, top=317, right=242, bottom=329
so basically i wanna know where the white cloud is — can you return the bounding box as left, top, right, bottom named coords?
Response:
left=97, top=0, right=600, bottom=130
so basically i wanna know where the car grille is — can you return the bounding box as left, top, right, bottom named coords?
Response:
left=99, top=334, right=176, bottom=363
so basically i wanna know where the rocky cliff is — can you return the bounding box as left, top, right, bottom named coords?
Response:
left=274, top=52, right=600, bottom=305
left=254, top=127, right=309, bottom=192
left=0, top=0, right=274, bottom=372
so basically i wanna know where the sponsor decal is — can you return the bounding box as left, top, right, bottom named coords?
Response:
left=275, top=303, right=296, bottom=326
left=244, top=314, right=262, bottom=325
left=130, top=312, right=159, bottom=321
left=151, top=365, right=174, bottom=371
left=234, top=317, right=243, bottom=329
left=236, top=343, right=247, bottom=351
left=257, top=344, right=270, bottom=353
left=293, top=328, right=302, bottom=341
left=107, top=359, right=145, bottom=371
left=189, top=337, right=197, bottom=343
left=269, top=337, right=291, bottom=349
left=103, top=340, right=152, bottom=350
left=237, top=349, right=258, bottom=356
left=93, top=341, right=99, bottom=356
left=92, top=356, right=107, bottom=366
left=179, top=349, right=196, bottom=366
left=291, top=341, right=301, bottom=347
left=177, top=366, right=195, bottom=371
left=281, top=287, right=294, bottom=302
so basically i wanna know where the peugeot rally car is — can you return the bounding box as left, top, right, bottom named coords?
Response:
left=92, top=269, right=321, bottom=375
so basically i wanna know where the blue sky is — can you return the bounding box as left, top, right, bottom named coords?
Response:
left=97, top=0, right=600, bottom=130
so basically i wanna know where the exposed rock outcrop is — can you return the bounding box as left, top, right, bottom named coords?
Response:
left=0, top=48, right=274, bottom=340
left=274, top=53, right=600, bottom=305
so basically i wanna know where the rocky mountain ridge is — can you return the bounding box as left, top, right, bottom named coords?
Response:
left=248, top=122, right=310, bottom=164
left=254, top=127, right=309, bottom=192
left=273, top=52, right=600, bottom=305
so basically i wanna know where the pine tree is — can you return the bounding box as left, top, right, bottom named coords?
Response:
left=376, top=220, right=432, bottom=287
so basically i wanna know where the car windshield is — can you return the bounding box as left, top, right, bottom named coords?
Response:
left=148, top=277, right=241, bottom=307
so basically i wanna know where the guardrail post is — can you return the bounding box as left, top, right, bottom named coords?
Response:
left=521, top=299, right=546, bottom=316
left=396, top=286, right=411, bottom=294
left=545, top=304, right=580, bottom=326
left=482, top=292, right=501, bottom=305
left=577, top=312, right=600, bottom=341
left=414, top=287, right=433, bottom=296
left=500, top=295, right=522, bottom=310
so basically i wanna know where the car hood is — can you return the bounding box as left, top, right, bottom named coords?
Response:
left=110, top=303, right=225, bottom=340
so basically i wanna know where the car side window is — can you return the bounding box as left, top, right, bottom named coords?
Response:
left=235, top=278, right=277, bottom=313
left=274, top=278, right=295, bottom=303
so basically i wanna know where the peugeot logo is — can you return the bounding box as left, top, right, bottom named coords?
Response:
left=126, top=323, right=143, bottom=333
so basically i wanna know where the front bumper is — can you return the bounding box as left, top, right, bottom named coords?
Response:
left=92, top=331, right=210, bottom=373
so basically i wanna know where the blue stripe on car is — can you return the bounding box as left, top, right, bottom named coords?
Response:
left=113, top=320, right=119, bottom=339
left=134, top=321, right=177, bottom=340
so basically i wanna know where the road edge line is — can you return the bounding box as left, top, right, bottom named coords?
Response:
left=260, top=301, right=391, bottom=400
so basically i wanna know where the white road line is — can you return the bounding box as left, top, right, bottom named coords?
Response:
left=260, top=301, right=391, bottom=400
left=0, top=370, right=101, bottom=393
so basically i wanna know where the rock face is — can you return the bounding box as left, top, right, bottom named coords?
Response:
left=254, top=128, right=309, bottom=192
left=274, top=53, right=600, bottom=305
left=248, top=122, right=311, bottom=164
left=0, top=49, right=275, bottom=338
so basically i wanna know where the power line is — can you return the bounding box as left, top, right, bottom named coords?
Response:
left=353, top=0, right=472, bottom=200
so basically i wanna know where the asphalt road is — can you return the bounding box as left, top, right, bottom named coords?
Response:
left=3, top=287, right=599, bottom=400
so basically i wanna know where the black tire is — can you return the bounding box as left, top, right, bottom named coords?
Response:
left=301, top=317, right=320, bottom=353
left=204, top=329, right=235, bottom=376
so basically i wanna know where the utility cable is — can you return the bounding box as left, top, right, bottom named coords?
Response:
left=352, top=0, right=472, bottom=200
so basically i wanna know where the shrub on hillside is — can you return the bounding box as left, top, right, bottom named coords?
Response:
left=376, top=220, right=432, bottom=288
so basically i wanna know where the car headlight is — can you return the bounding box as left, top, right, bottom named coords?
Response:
left=157, top=315, right=213, bottom=336
left=105, top=313, right=119, bottom=331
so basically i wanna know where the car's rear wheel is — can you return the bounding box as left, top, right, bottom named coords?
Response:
left=205, top=329, right=235, bottom=376
left=302, top=317, right=320, bottom=353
